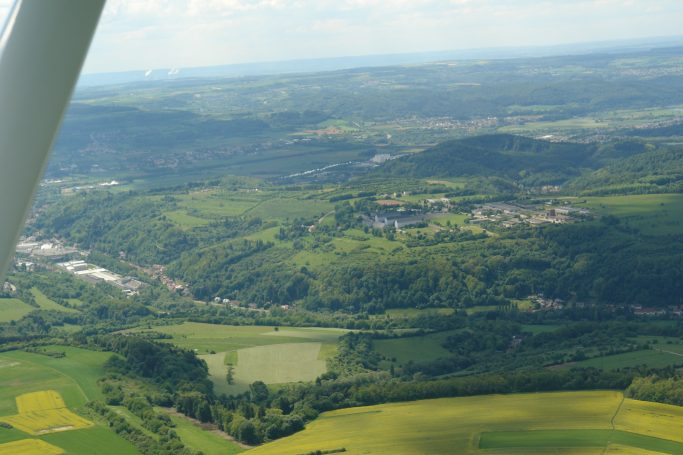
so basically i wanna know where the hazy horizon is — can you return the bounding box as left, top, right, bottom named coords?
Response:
left=4, top=0, right=683, bottom=75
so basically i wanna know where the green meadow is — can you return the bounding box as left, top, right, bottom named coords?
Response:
left=163, top=210, right=211, bottom=228
left=374, top=330, right=457, bottom=367
left=581, top=193, right=683, bottom=236
left=163, top=409, right=244, bottom=455
left=31, top=288, right=78, bottom=313
left=0, top=298, right=34, bottom=322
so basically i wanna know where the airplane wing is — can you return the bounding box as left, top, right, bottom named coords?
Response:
left=0, top=0, right=105, bottom=280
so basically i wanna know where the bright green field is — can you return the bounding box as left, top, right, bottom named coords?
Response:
left=173, top=191, right=262, bottom=218
left=231, top=342, right=327, bottom=393
left=130, top=322, right=346, bottom=353
left=479, top=429, right=683, bottom=453
left=203, top=342, right=327, bottom=396
left=0, top=298, right=34, bottom=322
left=246, top=198, right=332, bottom=220
left=39, top=427, right=139, bottom=455
left=163, top=409, right=244, bottom=455
left=430, top=212, right=470, bottom=226
left=130, top=323, right=347, bottom=395
left=581, top=194, right=683, bottom=236
left=243, top=226, right=283, bottom=243
left=245, top=391, right=683, bottom=455
left=0, top=347, right=139, bottom=454
left=163, top=210, right=211, bottom=228
left=31, top=288, right=78, bottom=313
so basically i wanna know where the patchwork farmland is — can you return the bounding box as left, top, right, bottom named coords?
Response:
left=0, top=347, right=139, bottom=454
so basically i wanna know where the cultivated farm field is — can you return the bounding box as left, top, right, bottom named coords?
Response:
left=1, top=391, right=93, bottom=435
left=245, top=391, right=683, bottom=455
left=0, top=438, right=65, bottom=455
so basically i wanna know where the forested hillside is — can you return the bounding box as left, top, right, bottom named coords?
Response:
left=33, top=133, right=683, bottom=312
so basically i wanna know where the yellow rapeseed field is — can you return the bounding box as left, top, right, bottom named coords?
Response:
left=15, top=390, right=66, bottom=414
left=0, top=390, right=93, bottom=435
left=245, top=392, right=683, bottom=455
left=0, top=439, right=64, bottom=455
left=246, top=391, right=621, bottom=455
left=615, top=398, right=683, bottom=444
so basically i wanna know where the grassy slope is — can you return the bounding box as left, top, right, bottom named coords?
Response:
left=245, top=391, right=683, bottom=455
left=581, top=194, right=683, bottom=236
left=164, top=410, right=244, bottom=455
left=0, top=298, right=34, bottom=322
left=31, top=288, right=78, bottom=313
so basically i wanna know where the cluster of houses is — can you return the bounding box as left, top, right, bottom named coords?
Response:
left=530, top=295, right=565, bottom=311
left=631, top=305, right=683, bottom=317
left=211, top=296, right=274, bottom=311
left=147, top=265, right=185, bottom=293
left=471, top=201, right=590, bottom=228
left=527, top=296, right=682, bottom=317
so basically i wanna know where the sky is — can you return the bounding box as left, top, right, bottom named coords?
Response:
left=2, top=0, right=683, bottom=74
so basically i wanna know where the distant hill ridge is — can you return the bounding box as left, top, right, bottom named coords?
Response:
left=380, top=134, right=633, bottom=186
